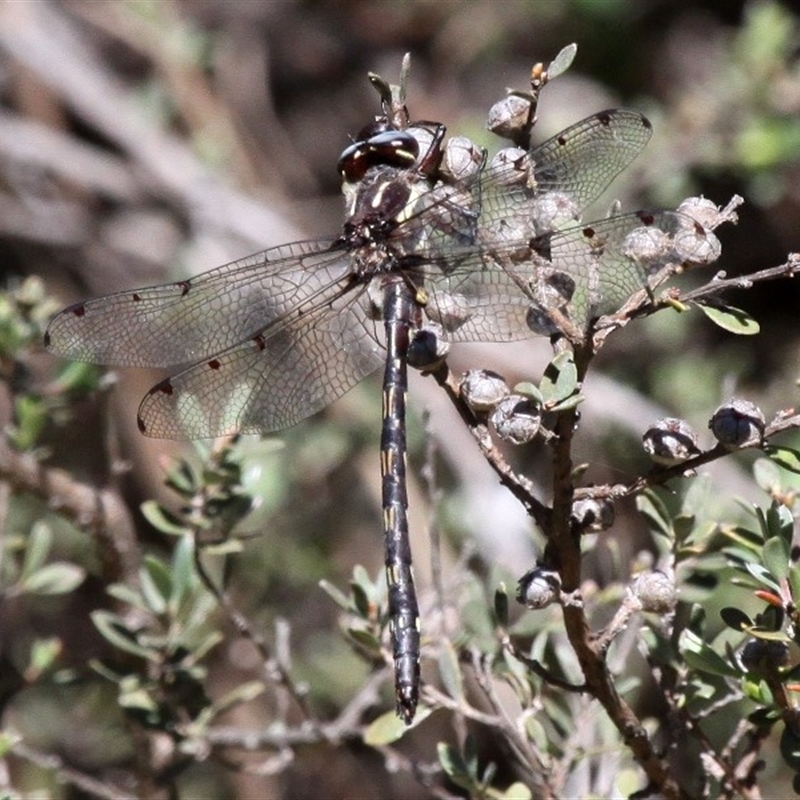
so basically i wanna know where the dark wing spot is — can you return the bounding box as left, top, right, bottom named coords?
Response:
left=557, top=135, right=567, bottom=146
left=252, top=334, right=266, bottom=351
left=152, top=378, right=174, bottom=396
left=637, top=212, right=655, bottom=226
left=597, top=111, right=612, bottom=126
left=72, top=304, right=86, bottom=318
left=43, top=331, right=51, bottom=347
left=207, top=359, right=221, bottom=370
left=137, top=416, right=147, bottom=434
left=132, top=293, right=141, bottom=302
left=582, top=227, right=596, bottom=238
left=177, top=281, right=190, bottom=296
left=641, top=115, right=653, bottom=130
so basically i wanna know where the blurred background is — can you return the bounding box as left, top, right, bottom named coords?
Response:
left=1, top=0, right=799, bottom=797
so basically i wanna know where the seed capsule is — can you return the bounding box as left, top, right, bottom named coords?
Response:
left=517, top=566, right=561, bottom=609
left=629, top=570, right=678, bottom=613
left=460, top=369, right=509, bottom=413
left=491, top=394, right=542, bottom=444
left=572, top=497, right=615, bottom=532
left=709, top=399, right=766, bottom=448
left=642, top=417, right=701, bottom=466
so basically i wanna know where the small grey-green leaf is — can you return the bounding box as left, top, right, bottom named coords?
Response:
left=763, top=535, right=790, bottom=580
left=680, top=629, right=740, bottom=677
left=766, top=445, right=800, bottom=475
left=363, top=708, right=431, bottom=745
left=91, top=610, right=154, bottom=660
left=20, top=563, right=85, bottom=595
left=636, top=492, right=672, bottom=537
left=437, top=742, right=475, bottom=790
left=21, top=520, right=53, bottom=579
left=513, top=382, right=544, bottom=404
left=319, top=579, right=351, bottom=611
left=539, top=351, right=578, bottom=405
left=697, top=303, right=760, bottom=335
left=437, top=639, right=464, bottom=703
left=547, top=43, right=577, bottom=78
left=140, top=500, right=190, bottom=536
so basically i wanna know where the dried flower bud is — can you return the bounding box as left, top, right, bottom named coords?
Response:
left=407, top=324, right=449, bottom=371
left=487, top=147, right=528, bottom=186
left=460, top=369, right=509, bottom=413
left=740, top=639, right=790, bottom=674
left=517, top=566, right=561, bottom=609
left=642, top=417, right=701, bottom=466
left=629, top=570, right=677, bottom=613
left=676, top=196, right=739, bottom=231
left=487, top=95, right=533, bottom=141
left=440, top=136, right=485, bottom=183
left=709, top=399, right=765, bottom=448
left=491, top=394, right=541, bottom=444
left=572, top=497, right=615, bottom=532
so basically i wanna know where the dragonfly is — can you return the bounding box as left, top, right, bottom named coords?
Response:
left=44, top=65, right=718, bottom=723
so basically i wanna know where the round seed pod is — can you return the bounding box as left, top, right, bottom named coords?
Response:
left=486, top=95, right=533, bottom=141
left=709, top=399, right=766, bottom=448
left=642, top=417, right=701, bottom=466
left=460, top=369, right=509, bottom=413
left=517, top=566, right=561, bottom=610
left=572, top=497, right=615, bottom=533
left=407, top=324, right=449, bottom=371
left=490, top=394, right=541, bottom=444
left=740, top=639, right=790, bottom=674
left=629, top=570, right=678, bottom=613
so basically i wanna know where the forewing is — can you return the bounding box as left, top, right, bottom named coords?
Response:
left=476, top=110, right=652, bottom=241
left=45, top=239, right=348, bottom=367
left=137, top=283, right=384, bottom=438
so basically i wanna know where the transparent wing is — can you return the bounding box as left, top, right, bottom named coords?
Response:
left=479, top=109, right=652, bottom=224
left=136, top=282, right=384, bottom=438
left=419, top=209, right=719, bottom=340
left=44, top=239, right=348, bottom=367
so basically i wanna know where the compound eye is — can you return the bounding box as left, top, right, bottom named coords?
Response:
left=366, top=130, right=419, bottom=168
left=337, top=141, right=369, bottom=182
left=337, top=129, right=421, bottom=183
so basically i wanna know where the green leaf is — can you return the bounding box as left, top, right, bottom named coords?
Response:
left=363, top=706, right=431, bottom=745
left=170, top=534, right=196, bottom=610
left=347, top=628, right=381, bottom=653
left=141, top=500, right=190, bottom=536
left=680, top=630, right=740, bottom=677
left=208, top=680, right=265, bottom=719
left=697, top=303, right=760, bottom=335
left=318, top=579, right=351, bottom=611
left=496, top=782, right=533, bottom=800
left=20, top=563, right=85, bottom=595
left=753, top=457, right=783, bottom=493
left=765, top=445, right=800, bottom=475
left=20, top=521, right=52, bottom=580
left=91, top=610, right=155, bottom=660
left=547, top=43, right=577, bottom=79
left=539, top=352, right=578, bottom=407
left=763, top=536, right=790, bottom=581
left=437, top=640, right=464, bottom=703
left=744, top=562, right=781, bottom=592
left=437, top=741, right=476, bottom=791
left=789, top=565, right=800, bottom=608
left=513, top=381, right=544, bottom=405
left=720, top=607, right=752, bottom=631
left=636, top=491, right=672, bottom=537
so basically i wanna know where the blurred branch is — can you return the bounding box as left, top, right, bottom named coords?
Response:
left=0, top=437, right=140, bottom=586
